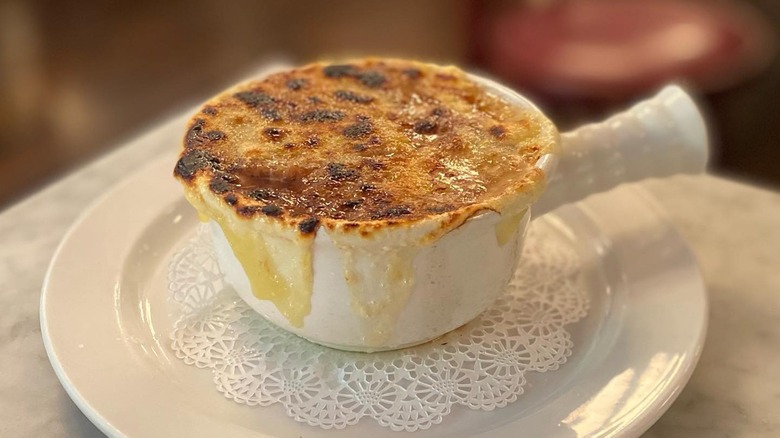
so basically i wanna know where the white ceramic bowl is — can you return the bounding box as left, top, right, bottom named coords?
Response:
left=210, top=74, right=708, bottom=352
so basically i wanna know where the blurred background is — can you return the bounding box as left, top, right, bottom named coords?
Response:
left=0, top=0, right=777, bottom=209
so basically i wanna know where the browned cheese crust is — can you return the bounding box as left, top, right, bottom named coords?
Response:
left=174, top=59, right=550, bottom=234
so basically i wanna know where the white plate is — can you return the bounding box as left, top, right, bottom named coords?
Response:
left=41, top=154, right=707, bottom=438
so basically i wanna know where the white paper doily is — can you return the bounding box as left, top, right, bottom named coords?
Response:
left=168, top=221, right=589, bottom=431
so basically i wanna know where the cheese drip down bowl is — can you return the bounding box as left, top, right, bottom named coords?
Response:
left=174, top=59, right=708, bottom=352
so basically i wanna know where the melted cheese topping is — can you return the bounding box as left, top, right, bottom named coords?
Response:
left=174, top=58, right=550, bottom=223
left=174, top=59, right=557, bottom=343
left=495, top=210, right=527, bottom=246
left=333, top=239, right=418, bottom=346
left=186, top=190, right=314, bottom=328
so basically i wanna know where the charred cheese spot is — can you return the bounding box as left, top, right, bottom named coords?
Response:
left=286, top=78, right=306, bottom=90
left=249, top=188, right=275, bottom=201
left=334, top=90, right=374, bottom=104
left=236, top=205, right=260, bottom=217
left=209, top=176, right=233, bottom=194
left=357, top=71, right=386, bottom=88
left=174, top=149, right=216, bottom=180
left=413, top=120, right=438, bottom=135
left=261, top=205, right=282, bottom=216
left=489, top=125, right=507, bottom=138
left=263, top=127, right=285, bottom=141
left=342, top=118, right=373, bottom=138
left=327, top=163, right=359, bottom=181
left=341, top=199, right=364, bottom=209
left=299, top=109, right=344, bottom=122
left=298, top=217, right=319, bottom=234
left=234, top=90, right=274, bottom=107
left=371, top=205, right=412, bottom=220
left=224, top=194, right=238, bottom=205
left=323, top=64, right=357, bottom=78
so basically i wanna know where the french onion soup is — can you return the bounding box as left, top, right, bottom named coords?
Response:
left=174, top=59, right=556, bottom=343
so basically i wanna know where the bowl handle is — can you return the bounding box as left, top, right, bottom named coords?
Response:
left=533, top=85, right=709, bottom=216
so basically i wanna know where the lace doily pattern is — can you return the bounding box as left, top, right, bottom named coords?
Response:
left=169, top=221, right=589, bottom=431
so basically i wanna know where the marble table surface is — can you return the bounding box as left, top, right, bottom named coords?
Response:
left=1, top=104, right=779, bottom=438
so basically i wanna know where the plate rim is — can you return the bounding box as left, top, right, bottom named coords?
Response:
left=616, top=187, right=709, bottom=436
left=573, top=186, right=708, bottom=438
